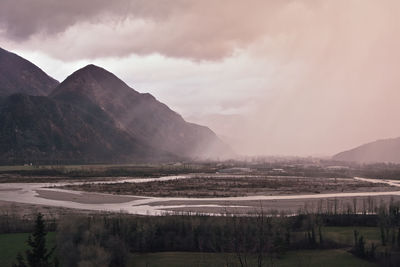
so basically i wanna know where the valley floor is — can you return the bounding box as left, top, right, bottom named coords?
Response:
left=1, top=173, right=400, bottom=215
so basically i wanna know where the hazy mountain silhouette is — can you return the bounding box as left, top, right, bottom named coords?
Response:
left=333, top=137, right=400, bottom=163
left=0, top=48, right=230, bottom=163
left=0, top=47, right=59, bottom=97
left=51, top=64, right=231, bottom=159
left=0, top=93, right=174, bottom=164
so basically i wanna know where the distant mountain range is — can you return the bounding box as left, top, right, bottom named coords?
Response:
left=333, top=138, right=400, bottom=164
left=0, top=47, right=231, bottom=164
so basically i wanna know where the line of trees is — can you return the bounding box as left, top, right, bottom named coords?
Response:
left=51, top=212, right=340, bottom=267
left=8, top=198, right=400, bottom=266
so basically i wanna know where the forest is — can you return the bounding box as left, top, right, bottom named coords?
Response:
left=2, top=199, right=400, bottom=267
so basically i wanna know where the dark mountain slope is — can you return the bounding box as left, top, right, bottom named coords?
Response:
left=0, top=47, right=59, bottom=97
left=0, top=94, right=169, bottom=164
left=333, top=137, right=400, bottom=163
left=51, top=65, right=231, bottom=159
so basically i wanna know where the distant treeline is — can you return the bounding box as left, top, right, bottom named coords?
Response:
left=0, top=163, right=217, bottom=178
left=3, top=159, right=400, bottom=180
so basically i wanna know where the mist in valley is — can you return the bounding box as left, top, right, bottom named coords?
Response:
left=3, top=3, right=400, bottom=266
left=2, top=1, right=400, bottom=159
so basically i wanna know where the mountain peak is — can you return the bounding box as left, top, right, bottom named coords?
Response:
left=51, top=64, right=140, bottom=101
left=0, top=47, right=59, bottom=97
left=79, top=64, right=108, bottom=74
left=83, top=63, right=99, bottom=68
left=50, top=64, right=231, bottom=159
left=68, top=64, right=118, bottom=81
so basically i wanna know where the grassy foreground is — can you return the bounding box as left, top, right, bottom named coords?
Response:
left=0, top=229, right=378, bottom=267
left=0, top=232, right=56, bottom=267
left=131, top=250, right=376, bottom=267
left=323, top=226, right=381, bottom=245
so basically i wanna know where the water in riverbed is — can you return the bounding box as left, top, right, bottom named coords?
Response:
left=0, top=176, right=399, bottom=215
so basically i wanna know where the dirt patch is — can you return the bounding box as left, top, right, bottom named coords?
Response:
left=0, top=200, right=95, bottom=219
left=0, top=188, right=20, bottom=191
left=36, top=190, right=141, bottom=204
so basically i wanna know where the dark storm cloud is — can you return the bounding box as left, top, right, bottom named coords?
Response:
left=4, top=0, right=400, bottom=156
left=0, top=0, right=290, bottom=60
left=0, top=0, right=187, bottom=40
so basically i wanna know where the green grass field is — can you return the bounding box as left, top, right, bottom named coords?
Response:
left=0, top=232, right=56, bottom=267
left=131, top=250, right=377, bottom=267
left=0, top=229, right=379, bottom=267
left=323, top=226, right=381, bottom=245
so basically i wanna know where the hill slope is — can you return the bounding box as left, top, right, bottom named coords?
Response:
left=0, top=94, right=170, bottom=164
left=0, top=47, right=59, bottom=97
left=51, top=64, right=231, bottom=159
left=0, top=48, right=231, bottom=163
left=333, top=137, right=400, bottom=163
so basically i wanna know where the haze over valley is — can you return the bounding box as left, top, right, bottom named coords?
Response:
left=3, top=0, right=400, bottom=158
left=2, top=1, right=400, bottom=267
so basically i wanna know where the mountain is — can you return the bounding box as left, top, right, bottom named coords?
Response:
left=333, top=137, right=400, bottom=163
left=0, top=48, right=231, bottom=163
left=0, top=93, right=171, bottom=164
left=0, top=47, right=59, bottom=97
left=51, top=64, right=231, bottom=159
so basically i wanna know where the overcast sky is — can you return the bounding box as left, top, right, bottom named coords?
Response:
left=1, top=0, right=400, bottom=156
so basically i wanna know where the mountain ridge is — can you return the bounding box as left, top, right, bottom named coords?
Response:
left=0, top=93, right=175, bottom=164
left=0, top=48, right=231, bottom=163
left=333, top=137, right=400, bottom=163
left=51, top=64, right=232, bottom=159
left=0, top=47, right=59, bottom=97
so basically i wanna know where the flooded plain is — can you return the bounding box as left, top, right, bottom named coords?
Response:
left=1, top=175, right=400, bottom=215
